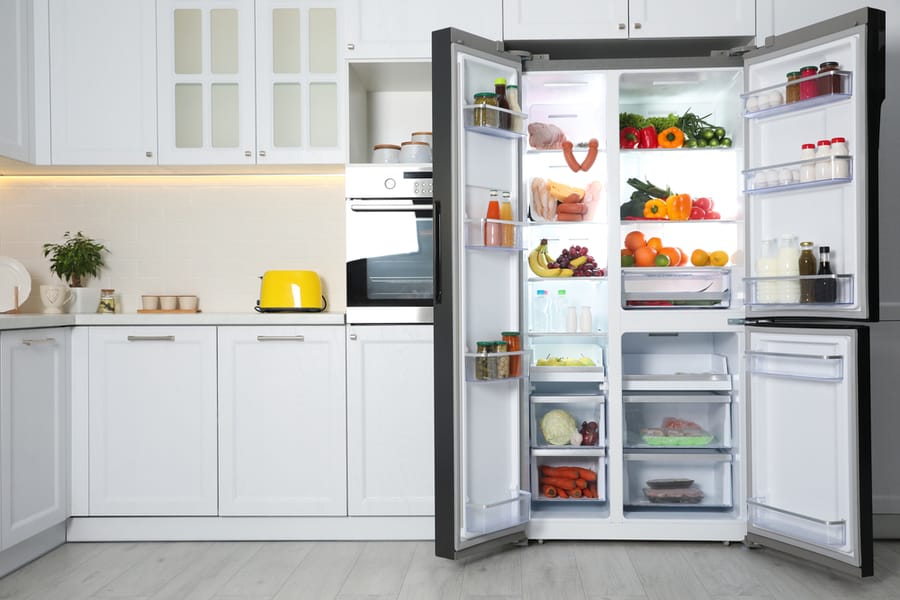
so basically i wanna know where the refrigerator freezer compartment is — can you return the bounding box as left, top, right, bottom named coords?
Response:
left=743, top=156, right=853, bottom=193
left=531, top=341, right=605, bottom=383
left=465, top=218, right=526, bottom=250
left=463, top=104, right=527, bottom=138
left=464, top=491, right=531, bottom=538
left=532, top=449, right=607, bottom=503
left=622, top=267, right=730, bottom=309
left=745, top=350, right=844, bottom=382
left=744, top=274, right=854, bottom=307
left=531, top=395, right=605, bottom=449
left=748, top=498, right=846, bottom=548
left=622, top=354, right=732, bottom=391
left=742, top=70, right=852, bottom=119
left=624, top=394, right=732, bottom=450
left=624, top=453, right=733, bottom=510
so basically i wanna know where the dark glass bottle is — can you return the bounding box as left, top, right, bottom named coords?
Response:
left=815, top=245, right=837, bottom=303
left=494, top=77, right=511, bottom=130
left=798, top=241, right=817, bottom=303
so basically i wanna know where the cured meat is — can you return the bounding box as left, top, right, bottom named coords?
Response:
left=528, top=122, right=567, bottom=150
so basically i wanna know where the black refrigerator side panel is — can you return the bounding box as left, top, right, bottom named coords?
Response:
left=864, top=8, right=886, bottom=322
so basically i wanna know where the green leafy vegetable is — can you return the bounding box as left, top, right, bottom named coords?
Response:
left=619, top=112, right=646, bottom=130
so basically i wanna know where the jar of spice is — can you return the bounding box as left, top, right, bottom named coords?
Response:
left=475, top=341, right=493, bottom=380
left=785, top=71, right=802, bottom=103
left=818, top=61, right=842, bottom=96
left=799, top=65, right=819, bottom=100
left=98, top=289, right=116, bottom=313
left=473, top=92, right=499, bottom=128
left=493, top=341, right=510, bottom=378
left=501, top=331, right=521, bottom=377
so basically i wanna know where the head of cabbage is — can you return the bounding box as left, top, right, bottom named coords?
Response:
left=540, top=409, right=578, bottom=445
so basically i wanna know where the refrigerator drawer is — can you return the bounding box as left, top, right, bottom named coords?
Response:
left=624, top=394, right=732, bottom=450
left=622, top=353, right=732, bottom=391
left=531, top=340, right=605, bottom=383
left=464, top=491, right=531, bottom=538
left=624, top=453, right=733, bottom=511
left=531, top=395, right=605, bottom=449
left=531, top=449, right=606, bottom=503
left=622, top=267, right=731, bottom=309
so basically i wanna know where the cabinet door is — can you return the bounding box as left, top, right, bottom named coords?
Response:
left=347, top=325, right=434, bottom=516
left=218, top=326, right=346, bottom=516
left=88, top=327, right=217, bottom=516
left=345, top=0, right=502, bottom=59
left=0, top=329, right=69, bottom=550
left=502, top=0, right=628, bottom=40
left=157, top=0, right=256, bottom=164
left=628, top=0, right=756, bottom=39
left=49, top=0, right=157, bottom=165
left=255, top=1, right=344, bottom=164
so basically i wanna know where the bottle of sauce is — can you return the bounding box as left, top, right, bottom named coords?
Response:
left=500, top=191, right=515, bottom=247
left=494, top=78, right=511, bottom=130
left=818, top=61, right=842, bottom=95
left=501, top=332, right=521, bottom=377
left=776, top=234, right=800, bottom=303
left=815, top=245, right=837, bottom=303
left=799, top=65, right=819, bottom=100
left=815, top=139, right=833, bottom=181
left=506, top=84, right=522, bottom=132
left=756, top=239, right=778, bottom=304
left=798, top=241, right=817, bottom=303
left=785, top=71, right=802, bottom=103
left=484, top=190, right=502, bottom=246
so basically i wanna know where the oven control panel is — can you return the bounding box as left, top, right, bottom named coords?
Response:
left=346, top=164, right=433, bottom=199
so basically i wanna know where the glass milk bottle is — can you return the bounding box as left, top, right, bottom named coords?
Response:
left=776, top=234, right=800, bottom=303
left=755, top=239, right=778, bottom=304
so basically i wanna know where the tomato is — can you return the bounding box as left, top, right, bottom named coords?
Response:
left=693, top=197, right=714, bottom=212
left=689, top=206, right=706, bottom=220
left=704, top=210, right=721, bottom=220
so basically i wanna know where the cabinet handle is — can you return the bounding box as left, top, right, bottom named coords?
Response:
left=256, top=335, right=305, bottom=342
left=346, top=43, right=355, bottom=50
left=633, top=22, right=642, bottom=29
left=145, top=151, right=153, bottom=158
left=244, top=150, right=252, bottom=157
left=349, top=334, right=357, bottom=340
left=127, top=335, right=176, bottom=342
left=618, top=23, right=626, bottom=30
left=258, top=150, right=267, bottom=157
left=22, top=338, right=56, bottom=346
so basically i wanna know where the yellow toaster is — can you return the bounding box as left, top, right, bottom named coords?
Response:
left=256, top=270, right=327, bottom=312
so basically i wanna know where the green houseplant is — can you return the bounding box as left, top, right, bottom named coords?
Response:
left=42, top=231, right=109, bottom=287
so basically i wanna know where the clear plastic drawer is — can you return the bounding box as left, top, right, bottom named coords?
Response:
left=622, top=267, right=730, bottom=309
left=623, top=394, right=732, bottom=449
left=464, top=491, right=531, bottom=538
left=532, top=394, right=605, bottom=449
left=624, top=453, right=733, bottom=511
left=532, top=449, right=607, bottom=503
left=530, top=340, right=605, bottom=383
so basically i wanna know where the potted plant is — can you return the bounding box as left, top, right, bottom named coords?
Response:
left=42, top=231, right=109, bottom=312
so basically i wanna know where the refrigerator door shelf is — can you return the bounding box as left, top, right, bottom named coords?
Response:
left=748, top=498, right=846, bottom=548
left=465, top=218, right=526, bottom=251
left=464, top=491, right=531, bottom=539
left=743, top=156, right=853, bottom=194
left=531, top=397, right=606, bottom=449
left=622, top=267, right=730, bottom=309
left=622, top=353, right=733, bottom=392
left=745, top=349, right=844, bottom=382
left=465, top=350, right=530, bottom=383
left=624, top=452, right=734, bottom=511
left=531, top=448, right=607, bottom=503
left=463, top=104, right=528, bottom=138
left=741, top=70, right=852, bottom=119
left=744, top=274, right=854, bottom=308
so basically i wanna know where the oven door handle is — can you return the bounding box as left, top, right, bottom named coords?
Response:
left=349, top=204, right=434, bottom=212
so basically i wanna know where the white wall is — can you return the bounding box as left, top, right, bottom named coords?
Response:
left=0, top=175, right=346, bottom=314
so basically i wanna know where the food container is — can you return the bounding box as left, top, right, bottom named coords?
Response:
left=623, top=453, right=733, bottom=509
left=399, top=141, right=432, bottom=163
left=818, top=61, right=843, bottom=95
left=799, top=65, right=819, bottom=100
left=371, top=143, right=400, bottom=163
left=473, top=92, right=499, bottom=128
left=531, top=449, right=607, bottom=502
left=410, top=131, right=432, bottom=147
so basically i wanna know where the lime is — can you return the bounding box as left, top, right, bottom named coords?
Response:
left=654, top=254, right=670, bottom=267
left=621, top=254, right=635, bottom=267
left=701, top=128, right=715, bottom=140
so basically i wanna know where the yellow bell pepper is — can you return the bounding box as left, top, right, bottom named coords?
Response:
left=643, top=199, right=667, bottom=219
left=665, top=193, right=692, bottom=221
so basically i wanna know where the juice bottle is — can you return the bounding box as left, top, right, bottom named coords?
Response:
left=484, top=190, right=501, bottom=246
left=798, top=241, right=817, bottom=303
left=755, top=239, right=778, bottom=304
left=500, top=191, right=515, bottom=247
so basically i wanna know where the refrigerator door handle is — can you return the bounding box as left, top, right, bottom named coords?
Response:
left=433, top=198, right=442, bottom=305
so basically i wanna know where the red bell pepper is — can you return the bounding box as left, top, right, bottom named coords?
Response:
left=620, top=127, right=640, bottom=149
left=639, top=126, right=658, bottom=148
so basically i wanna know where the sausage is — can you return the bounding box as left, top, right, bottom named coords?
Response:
left=556, top=212, right=583, bottom=222
left=561, top=140, right=581, bottom=173
left=580, top=139, right=599, bottom=171
left=557, top=202, right=588, bottom=215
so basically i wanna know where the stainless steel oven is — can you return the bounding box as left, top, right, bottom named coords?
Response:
left=345, top=165, right=434, bottom=324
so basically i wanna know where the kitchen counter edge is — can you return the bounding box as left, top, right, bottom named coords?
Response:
left=0, top=312, right=346, bottom=330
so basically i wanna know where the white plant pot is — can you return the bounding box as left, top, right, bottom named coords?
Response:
left=70, top=287, right=101, bottom=314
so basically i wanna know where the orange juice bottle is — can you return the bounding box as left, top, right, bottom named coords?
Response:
left=500, top=191, right=514, bottom=247
left=484, top=190, right=502, bottom=246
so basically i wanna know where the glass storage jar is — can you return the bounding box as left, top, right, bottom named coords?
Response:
left=98, top=289, right=116, bottom=313
left=799, top=65, right=819, bottom=100
left=785, top=71, right=802, bottom=103
left=818, top=61, right=843, bottom=95
left=501, top=332, right=521, bottom=377
left=475, top=341, right=494, bottom=380
left=493, top=341, right=510, bottom=378
left=473, top=92, right=499, bottom=128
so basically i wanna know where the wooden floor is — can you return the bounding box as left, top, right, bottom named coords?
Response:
left=2, top=539, right=900, bottom=600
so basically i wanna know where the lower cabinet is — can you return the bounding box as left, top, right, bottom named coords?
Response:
left=346, top=324, right=434, bottom=516
left=217, top=326, right=347, bottom=516
left=87, top=327, right=217, bottom=515
left=0, top=328, right=69, bottom=549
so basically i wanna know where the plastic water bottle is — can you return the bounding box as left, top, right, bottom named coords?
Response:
left=531, top=289, right=549, bottom=332
left=551, top=289, right=568, bottom=332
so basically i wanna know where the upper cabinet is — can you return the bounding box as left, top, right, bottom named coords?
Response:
left=157, top=0, right=344, bottom=165
left=344, top=0, right=502, bottom=60
left=503, top=0, right=756, bottom=41
left=49, top=0, right=158, bottom=165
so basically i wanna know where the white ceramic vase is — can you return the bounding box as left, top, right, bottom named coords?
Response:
left=70, top=287, right=101, bottom=313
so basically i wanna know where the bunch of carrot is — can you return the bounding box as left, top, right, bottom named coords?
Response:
left=539, top=465, right=599, bottom=499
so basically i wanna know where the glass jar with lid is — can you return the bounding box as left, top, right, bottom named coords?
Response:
left=799, top=65, right=819, bottom=100
left=818, top=61, right=843, bottom=95
left=493, top=341, right=510, bottom=378
left=785, top=71, right=802, bottom=103
left=473, top=92, right=499, bottom=128
left=475, top=341, right=493, bottom=380
left=98, top=289, right=116, bottom=313
left=501, top=332, right=521, bottom=377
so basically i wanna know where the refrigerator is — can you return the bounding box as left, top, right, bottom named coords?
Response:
left=432, top=7, right=889, bottom=578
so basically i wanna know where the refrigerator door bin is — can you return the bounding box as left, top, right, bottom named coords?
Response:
left=622, top=353, right=732, bottom=391
left=745, top=349, right=844, bottom=381
left=465, top=349, right=530, bottom=382
left=465, top=218, right=526, bottom=251
left=532, top=448, right=607, bottom=503
left=741, top=70, right=852, bottom=119
left=744, top=274, right=854, bottom=307
left=532, top=395, right=606, bottom=448
left=748, top=498, right=846, bottom=548
left=743, top=156, right=853, bottom=193
left=622, top=267, right=730, bottom=309
left=465, top=491, right=532, bottom=538
left=624, top=453, right=734, bottom=511
left=624, top=393, right=732, bottom=449
left=463, top=104, right=528, bottom=138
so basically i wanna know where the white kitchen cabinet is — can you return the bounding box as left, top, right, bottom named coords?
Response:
left=157, top=0, right=344, bottom=165
left=87, top=327, right=217, bottom=516
left=503, top=0, right=755, bottom=41
left=48, top=0, right=157, bottom=165
left=0, top=328, right=69, bottom=550
left=347, top=325, right=434, bottom=516
left=218, top=326, right=346, bottom=516
left=344, top=0, right=502, bottom=59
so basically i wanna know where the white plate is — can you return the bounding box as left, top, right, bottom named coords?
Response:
left=0, top=257, right=32, bottom=312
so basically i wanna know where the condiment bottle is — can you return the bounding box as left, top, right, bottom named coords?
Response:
left=798, top=241, right=817, bottom=303
left=98, top=289, right=116, bottom=313
left=756, top=239, right=778, bottom=304
left=473, top=92, right=498, bottom=128
left=776, top=234, right=800, bottom=304
left=831, top=136, right=850, bottom=179
left=500, top=191, right=515, bottom=247
left=799, top=65, right=819, bottom=100
left=815, top=139, right=833, bottom=181
left=501, top=331, right=521, bottom=377
left=818, top=61, right=842, bottom=95
left=579, top=306, right=593, bottom=333
left=484, top=190, right=502, bottom=246
left=800, top=143, right=817, bottom=182
left=494, top=78, right=511, bottom=130
left=785, top=71, right=801, bottom=103
left=506, top=84, right=522, bottom=132
left=816, top=245, right=837, bottom=303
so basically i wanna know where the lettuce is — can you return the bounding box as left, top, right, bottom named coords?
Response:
left=540, top=409, right=578, bottom=446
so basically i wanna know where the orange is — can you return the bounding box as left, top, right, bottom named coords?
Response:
left=634, top=245, right=658, bottom=267
left=690, top=249, right=710, bottom=266
left=658, top=247, right=681, bottom=267
left=676, top=247, right=689, bottom=266
left=624, top=231, right=646, bottom=251
left=647, top=236, right=663, bottom=251
left=621, top=248, right=634, bottom=256
left=709, top=250, right=729, bottom=267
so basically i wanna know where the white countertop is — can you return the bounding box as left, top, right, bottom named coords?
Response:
left=0, top=311, right=345, bottom=330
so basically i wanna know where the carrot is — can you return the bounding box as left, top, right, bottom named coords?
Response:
left=542, top=485, right=558, bottom=498
left=540, top=466, right=580, bottom=479
left=557, top=488, right=568, bottom=498
left=539, top=477, right=577, bottom=490
left=583, top=487, right=595, bottom=498
left=576, top=468, right=597, bottom=481
left=575, top=478, right=587, bottom=489
left=570, top=488, right=583, bottom=498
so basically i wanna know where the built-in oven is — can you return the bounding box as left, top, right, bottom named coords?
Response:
left=345, top=164, right=434, bottom=324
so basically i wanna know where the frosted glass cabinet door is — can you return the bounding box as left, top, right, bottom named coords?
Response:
left=255, top=1, right=344, bottom=164
left=157, top=0, right=256, bottom=164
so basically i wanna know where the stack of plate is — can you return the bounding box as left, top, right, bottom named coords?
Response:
left=0, top=257, right=32, bottom=312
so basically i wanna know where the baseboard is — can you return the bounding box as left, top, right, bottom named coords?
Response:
left=0, top=522, right=66, bottom=578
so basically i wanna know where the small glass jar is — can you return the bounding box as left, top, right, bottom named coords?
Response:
left=493, top=341, right=510, bottom=378
left=475, top=341, right=493, bottom=380
left=473, top=92, right=499, bottom=128
left=799, top=65, right=819, bottom=100
left=785, top=71, right=802, bottom=103
left=501, top=331, right=521, bottom=377
left=818, top=61, right=842, bottom=95
left=98, top=289, right=116, bottom=313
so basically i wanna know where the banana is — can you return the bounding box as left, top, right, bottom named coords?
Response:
left=558, top=268, right=574, bottom=277
left=528, top=244, right=561, bottom=277
left=569, top=255, right=588, bottom=268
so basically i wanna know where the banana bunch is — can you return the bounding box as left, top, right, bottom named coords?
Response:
left=528, top=239, right=574, bottom=277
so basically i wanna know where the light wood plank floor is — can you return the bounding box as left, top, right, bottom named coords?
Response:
left=3, top=540, right=900, bottom=600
